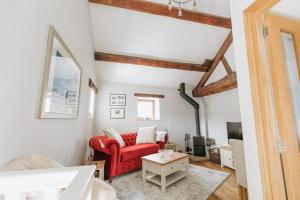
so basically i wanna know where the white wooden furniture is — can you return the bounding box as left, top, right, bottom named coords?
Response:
left=220, top=145, right=235, bottom=169
left=91, top=178, right=118, bottom=200
left=141, top=152, right=189, bottom=192
left=0, top=154, right=117, bottom=200
left=0, top=165, right=95, bottom=200
left=229, top=139, right=248, bottom=198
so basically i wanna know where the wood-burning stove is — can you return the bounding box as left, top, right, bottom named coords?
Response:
left=179, top=83, right=206, bottom=157
left=193, top=136, right=206, bottom=156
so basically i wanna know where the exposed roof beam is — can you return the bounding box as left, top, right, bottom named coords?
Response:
left=89, top=0, right=232, bottom=29
left=221, top=56, right=233, bottom=74
left=192, top=31, right=233, bottom=95
left=193, top=72, right=237, bottom=97
left=95, top=52, right=210, bottom=72
left=203, top=59, right=214, bottom=68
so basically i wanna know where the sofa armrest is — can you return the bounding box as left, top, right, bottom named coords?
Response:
left=89, top=136, right=121, bottom=179
left=89, top=136, right=121, bottom=163
left=89, top=136, right=120, bottom=154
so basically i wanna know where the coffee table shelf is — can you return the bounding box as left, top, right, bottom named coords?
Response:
left=146, top=170, right=187, bottom=187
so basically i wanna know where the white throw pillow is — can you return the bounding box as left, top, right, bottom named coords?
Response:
left=103, top=128, right=125, bottom=147
left=136, top=126, right=157, bottom=144
left=156, top=131, right=167, bottom=142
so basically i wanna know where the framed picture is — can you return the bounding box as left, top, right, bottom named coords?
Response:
left=39, top=26, right=82, bottom=119
left=110, top=94, right=126, bottom=106
left=110, top=108, right=125, bottom=119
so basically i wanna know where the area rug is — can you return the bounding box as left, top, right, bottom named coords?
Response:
left=110, top=164, right=229, bottom=200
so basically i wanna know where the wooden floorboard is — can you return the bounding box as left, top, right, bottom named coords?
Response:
left=190, top=160, right=239, bottom=200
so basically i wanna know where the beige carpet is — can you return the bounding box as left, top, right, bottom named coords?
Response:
left=110, top=164, right=229, bottom=200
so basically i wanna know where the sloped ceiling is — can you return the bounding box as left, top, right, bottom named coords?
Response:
left=90, top=0, right=233, bottom=88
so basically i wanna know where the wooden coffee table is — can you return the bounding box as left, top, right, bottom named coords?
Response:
left=141, top=152, right=189, bottom=192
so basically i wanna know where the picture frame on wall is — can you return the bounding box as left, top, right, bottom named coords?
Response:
left=110, top=94, right=126, bottom=106
left=38, top=26, right=82, bottom=119
left=110, top=108, right=125, bottom=119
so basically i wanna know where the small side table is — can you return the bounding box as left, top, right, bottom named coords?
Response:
left=85, top=160, right=105, bottom=180
left=165, top=142, right=178, bottom=152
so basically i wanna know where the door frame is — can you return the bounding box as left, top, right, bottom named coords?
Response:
left=243, top=0, right=287, bottom=199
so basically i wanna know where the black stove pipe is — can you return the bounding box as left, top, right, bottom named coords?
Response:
left=178, top=83, right=201, bottom=137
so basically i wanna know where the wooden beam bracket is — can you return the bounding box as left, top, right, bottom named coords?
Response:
left=221, top=56, right=233, bottom=74
left=193, top=31, right=234, bottom=96
left=193, top=72, right=237, bottom=97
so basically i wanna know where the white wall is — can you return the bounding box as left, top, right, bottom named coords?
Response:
left=94, top=81, right=197, bottom=150
left=94, top=81, right=241, bottom=150
left=229, top=0, right=263, bottom=199
left=203, top=89, right=241, bottom=145
left=0, top=0, right=96, bottom=166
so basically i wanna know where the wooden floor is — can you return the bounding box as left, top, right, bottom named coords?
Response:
left=190, top=160, right=239, bottom=200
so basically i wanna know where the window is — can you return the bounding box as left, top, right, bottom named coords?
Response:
left=137, top=97, right=160, bottom=120
left=88, top=78, right=98, bottom=119
left=88, top=88, right=96, bottom=119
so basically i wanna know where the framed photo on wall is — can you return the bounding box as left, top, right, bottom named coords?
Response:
left=110, top=108, right=125, bottom=119
left=110, top=94, right=126, bottom=106
left=39, top=26, right=82, bottom=119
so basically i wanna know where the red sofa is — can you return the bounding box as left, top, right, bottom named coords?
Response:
left=89, top=132, right=168, bottom=181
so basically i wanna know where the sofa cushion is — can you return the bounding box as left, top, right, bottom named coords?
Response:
left=103, top=128, right=125, bottom=147
left=121, top=133, right=137, bottom=147
left=120, top=143, right=159, bottom=162
left=136, top=126, right=157, bottom=144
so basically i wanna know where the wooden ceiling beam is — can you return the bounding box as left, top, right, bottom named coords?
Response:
left=221, top=56, right=233, bottom=74
left=94, top=52, right=209, bottom=72
left=89, top=0, right=232, bottom=29
left=192, top=31, right=233, bottom=95
left=193, top=72, right=237, bottom=97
